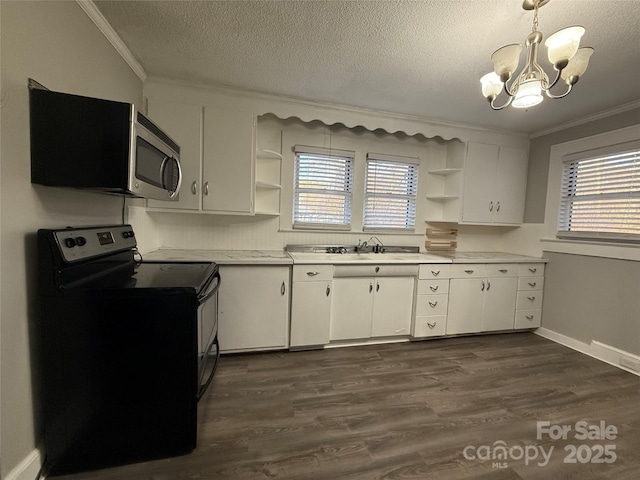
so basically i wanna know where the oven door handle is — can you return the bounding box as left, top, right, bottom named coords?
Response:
left=198, top=271, right=221, bottom=303
left=197, top=335, right=220, bottom=401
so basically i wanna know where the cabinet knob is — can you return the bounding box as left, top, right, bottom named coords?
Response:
left=525, top=315, right=534, bottom=320
left=528, top=282, right=537, bottom=287
left=529, top=267, right=537, bottom=273
left=376, top=282, right=380, bottom=292
left=281, top=282, right=286, bottom=296
left=464, top=269, right=474, bottom=274
left=191, top=181, right=198, bottom=195
left=496, top=201, right=501, bottom=212
left=369, top=283, right=373, bottom=293
left=431, top=270, right=440, bottom=276
left=527, top=296, right=536, bottom=301
left=429, top=285, right=439, bottom=292
left=499, top=269, right=508, bottom=273
left=306, top=271, right=319, bottom=276
left=481, top=280, right=485, bottom=291
left=489, top=201, right=494, bottom=212
left=429, top=301, right=438, bottom=308
left=427, top=322, right=437, bottom=329
left=487, top=279, right=491, bottom=291
left=204, top=182, right=210, bottom=196
left=326, top=285, right=331, bottom=296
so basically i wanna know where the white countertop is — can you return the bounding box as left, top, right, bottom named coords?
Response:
left=143, top=249, right=293, bottom=265
left=143, top=249, right=546, bottom=265
left=430, top=251, right=548, bottom=263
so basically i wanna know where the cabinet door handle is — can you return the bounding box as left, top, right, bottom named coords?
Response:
left=499, top=269, right=508, bottom=273
left=429, top=301, right=438, bottom=308
left=527, top=296, right=536, bottom=301
left=429, top=285, right=439, bottom=292
left=525, top=315, right=534, bottom=320
left=369, top=283, right=373, bottom=293
left=376, top=282, right=380, bottom=292
left=528, top=282, right=537, bottom=287
left=306, top=271, right=319, bottom=276
left=326, top=284, right=331, bottom=296
left=427, top=322, right=437, bottom=329
left=191, top=180, right=198, bottom=195
left=487, top=279, right=491, bottom=291
left=204, top=181, right=210, bottom=196
left=281, top=282, right=286, bottom=296
left=464, top=269, right=474, bottom=274
left=481, top=280, right=485, bottom=291
left=489, top=201, right=494, bottom=212
left=431, top=270, right=440, bottom=277
left=496, top=201, right=501, bottom=212
left=529, top=267, right=537, bottom=273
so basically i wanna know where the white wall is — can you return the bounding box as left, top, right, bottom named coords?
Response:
left=0, top=1, right=142, bottom=477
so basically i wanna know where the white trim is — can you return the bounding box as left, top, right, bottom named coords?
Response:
left=75, top=0, right=147, bottom=82
left=535, top=328, right=640, bottom=376
left=5, top=448, right=42, bottom=480
left=530, top=100, right=640, bottom=139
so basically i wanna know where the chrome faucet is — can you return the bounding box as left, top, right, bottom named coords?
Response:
left=356, top=239, right=368, bottom=252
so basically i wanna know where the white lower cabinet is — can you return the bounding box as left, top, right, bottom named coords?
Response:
left=330, top=277, right=414, bottom=340
left=290, top=265, right=333, bottom=348
left=413, top=266, right=451, bottom=339
left=514, top=263, right=545, bottom=329
left=218, top=265, right=290, bottom=352
left=447, top=264, right=518, bottom=335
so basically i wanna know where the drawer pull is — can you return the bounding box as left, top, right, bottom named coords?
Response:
left=499, top=269, right=508, bottom=273
left=464, top=269, right=474, bottom=274
left=525, top=315, right=534, bottom=320
left=529, top=267, right=537, bottom=273
left=431, top=270, right=440, bottom=276
left=527, top=296, right=536, bottom=301
left=429, top=301, right=438, bottom=308
left=306, top=271, right=319, bottom=276
left=528, top=282, right=537, bottom=287
left=429, top=285, right=439, bottom=292
left=427, top=322, right=437, bottom=329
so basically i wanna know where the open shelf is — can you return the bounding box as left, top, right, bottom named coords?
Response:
left=428, top=168, right=463, bottom=176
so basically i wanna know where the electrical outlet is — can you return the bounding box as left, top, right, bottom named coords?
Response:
left=619, top=356, right=640, bottom=372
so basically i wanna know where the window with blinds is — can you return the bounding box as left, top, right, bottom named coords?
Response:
left=558, top=146, right=640, bottom=242
left=293, top=149, right=354, bottom=229
left=363, top=154, right=419, bottom=230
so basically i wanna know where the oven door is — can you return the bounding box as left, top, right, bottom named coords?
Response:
left=196, top=271, right=220, bottom=400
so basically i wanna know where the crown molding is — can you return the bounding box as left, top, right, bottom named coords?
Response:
left=530, top=100, right=640, bottom=139
left=76, top=0, right=147, bottom=82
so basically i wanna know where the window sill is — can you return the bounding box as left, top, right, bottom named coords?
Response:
left=279, top=227, right=424, bottom=236
left=540, top=237, right=640, bottom=262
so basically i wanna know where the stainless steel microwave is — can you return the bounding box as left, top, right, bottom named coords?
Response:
left=29, top=80, right=182, bottom=201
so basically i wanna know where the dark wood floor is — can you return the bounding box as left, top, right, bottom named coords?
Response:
left=53, top=333, right=640, bottom=479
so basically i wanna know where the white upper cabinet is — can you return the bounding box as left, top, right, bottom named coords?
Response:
left=461, top=142, right=528, bottom=225
left=146, top=100, right=203, bottom=210
left=203, top=107, right=256, bottom=214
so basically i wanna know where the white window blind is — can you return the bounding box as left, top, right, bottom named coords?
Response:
left=558, top=146, right=640, bottom=241
left=293, top=148, right=354, bottom=229
left=364, top=154, right=419, bottom=230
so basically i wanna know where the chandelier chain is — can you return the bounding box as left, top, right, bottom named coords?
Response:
left=532, top=2, right=540, bottom=32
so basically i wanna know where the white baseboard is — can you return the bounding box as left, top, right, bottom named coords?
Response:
left=5, top=448, right=42, bottom=480
left=535, top=328, right=640, bottom=376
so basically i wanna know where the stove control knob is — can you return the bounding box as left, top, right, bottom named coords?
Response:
left=64, top=238, right=77, bottom=248
left=76, top=236, right=87, bottom=247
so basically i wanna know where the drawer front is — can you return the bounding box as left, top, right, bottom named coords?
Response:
left=518, top=263, right=545, bottom=276
left=516, top=291, right=543, bottom=310
left=450, top=264, right=486, bottom=278
left=413, top=315, right=447, bottom=338
left=518, top=277, right=544, bottom=291
left=515, top=309, right=542, bottom=329
left=417, top=279, right=449, bottom=295
left=293, top=265, right=333, bottom=282
left=418, top=264, right=451, bottom=279
left=486, top=264, right=518, bottom=277
left=333, top=264, right=418, bottom=278
left=416, top=294, right=449, bottom=316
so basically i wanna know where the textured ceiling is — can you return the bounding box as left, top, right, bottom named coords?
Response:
left=94, top=0, right=640, bottom=135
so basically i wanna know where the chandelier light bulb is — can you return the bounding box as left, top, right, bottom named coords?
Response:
left=512, top=78, right=544, bottom=108
left=545, top=26, right=585, bottom=67
left=561, top=47, right=594, bottom=83
left=491, top=44, right=523, bottom=80
left=480, top=72, right=504, bottom=98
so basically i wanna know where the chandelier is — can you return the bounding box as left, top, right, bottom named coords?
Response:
left=480, top=0, right=594, bottom=110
